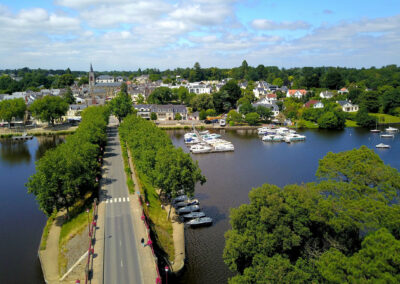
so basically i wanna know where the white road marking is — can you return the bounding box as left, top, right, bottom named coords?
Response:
left=105, top=200, right=108, bottom=203
left=119, top=197, right=121, bottom=202
left=123, top=197, right=126, bottom=202
left=110, top=199, right=112, bottom=203
left=121, top=260, right=123, bottom=267
left=114, top=198, right=118, bottom=203
left=127, top=197, right=130, bottom=202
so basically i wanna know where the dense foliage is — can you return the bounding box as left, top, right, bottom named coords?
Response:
left=119, top=115, right=205, bottom=198
left=26, top=106, right=109, bottom=216
left=224, top=146, right=400, bottom=283
left=29, top=95, right=69, bottom=126
left=109, top=83, right=134, bottom=122
left=0, top=98, right=26, bottom=126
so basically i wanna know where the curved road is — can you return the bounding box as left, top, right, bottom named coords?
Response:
left=103, top=122, right=144, bottom=284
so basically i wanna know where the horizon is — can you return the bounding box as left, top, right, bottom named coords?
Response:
left=0, top=0, right=399, bottom=70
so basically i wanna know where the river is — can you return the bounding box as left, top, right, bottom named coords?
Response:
left=166, top=127, right=400, bottom=284
left=0, top=128, right=399, bottom=283
left=0, top=136, right=63, bottom=284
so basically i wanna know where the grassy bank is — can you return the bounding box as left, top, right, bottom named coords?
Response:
left=58, top=193, right=94, bottom=275
left=370, top=113, right=400, bottom=124
left=39, top=211, right=57, bottom=251
left=0, top=129, right=76, bottom=138
left=120, top=141, right=135, bottom=194
left=345, top=120, right=358, bottom=127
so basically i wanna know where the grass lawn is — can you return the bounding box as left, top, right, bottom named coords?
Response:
left=370, top=113, right=400, bottom=124
left=346, top=120, right=359, bottom=127
left=39, top=211, right=57, bottom=250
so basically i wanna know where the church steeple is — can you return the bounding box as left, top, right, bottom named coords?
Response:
left=90, top=63, right=93, bottom=72
left=89, top=63, right=95, bottom=92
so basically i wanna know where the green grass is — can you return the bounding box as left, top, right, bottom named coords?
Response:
left=370, top=113, right=400, bottom=124
left=345, top=120, right=359, bottom=127
left=58, top=193, right=94, bottom=276
left=39, top=211, right=57, bottom=250
left=120, top=141, right=135, bottom=194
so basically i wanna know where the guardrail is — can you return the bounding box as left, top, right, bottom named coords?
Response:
left=85, top=199, right=98, bottom=284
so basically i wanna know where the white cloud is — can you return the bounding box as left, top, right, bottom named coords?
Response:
left=252, top=19, right=311, bottom=30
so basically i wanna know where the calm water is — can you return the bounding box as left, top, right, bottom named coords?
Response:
left=0, top=136, right=63, bottom=284
left=167, top=127, right=400, bottom=284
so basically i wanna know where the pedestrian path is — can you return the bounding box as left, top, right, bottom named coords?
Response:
left=105, top=197, right=130, bottom=203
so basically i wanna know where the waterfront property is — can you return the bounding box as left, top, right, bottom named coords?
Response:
left=134, top=104, right=188, bottom=120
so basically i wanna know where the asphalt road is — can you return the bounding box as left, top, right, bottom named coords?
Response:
left=103, top=123, right=144, bottom=284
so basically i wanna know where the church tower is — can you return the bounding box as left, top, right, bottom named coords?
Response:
left=89, top=63, right=95, bottom=92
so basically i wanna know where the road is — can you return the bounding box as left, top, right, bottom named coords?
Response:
left=103, top=120, right=144, bottom=284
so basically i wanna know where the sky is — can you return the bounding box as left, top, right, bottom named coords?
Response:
left=0, top=0, right=399, bottom=71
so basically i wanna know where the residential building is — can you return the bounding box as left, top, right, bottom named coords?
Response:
left=252, top=102, right=280, bottom=117
left=338, top=87, right=349, bottom=94
left=96, top=75, right=115, bottom=83
left=336, top=100, right=359, bottom=112
left=320, top=91, right=334, bottom=99
left=133, top=104, right=188, bottom=120
left=286, top=89, right=307, bottom=99
left=187, top=82, right=212, bottom=94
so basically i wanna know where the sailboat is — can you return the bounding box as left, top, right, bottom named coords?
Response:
left=370, top=118, right=380, bottom=133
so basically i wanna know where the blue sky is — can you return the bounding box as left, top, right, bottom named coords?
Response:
left=0, top=0, right=399, bottom=71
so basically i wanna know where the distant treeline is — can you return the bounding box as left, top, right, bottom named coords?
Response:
left=1, top=62, right=400, bottom=93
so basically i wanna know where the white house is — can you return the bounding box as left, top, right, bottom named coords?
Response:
left=286, top=89, right=307, bottom=99
left=187, top=83, right=212, bottom=94
left=257, top=94, right=277, bottom=105
left=253, top=88, right=267, bottom=98
left=337, top=100, right=359, bottom=112
left=96, top=75, right=115, bottom=83
left=320, top=91, right=334, bottom=99
left=314, top=101, right=324, bottom=109
left=338, top=87, right=349, bottom=94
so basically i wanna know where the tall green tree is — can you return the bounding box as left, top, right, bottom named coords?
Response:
left=109, top=91, right=133, bottom=122
left=0, top=98, right=26, bottom=127
left=147, top=87, right=173, bottom=104
left=29, top=95, right=69, bottom=126
left=63, top=87, right=75, bottom=104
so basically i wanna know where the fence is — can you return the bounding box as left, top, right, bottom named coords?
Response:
left=85, top=199, right=98, bottom=284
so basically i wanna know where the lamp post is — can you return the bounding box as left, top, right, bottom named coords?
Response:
left=165, top=266, right=169, bottom=284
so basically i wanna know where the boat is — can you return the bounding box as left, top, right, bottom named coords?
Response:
left=175, top=199, right=199, bottom=207
left=213, top=143, right=234, bottom=152
left=258, top=127, right=276, bottom=135
left=284, top=134, right=306, bottom=143
left=177, top=205, right=200, bottom=214
left=380, top=133, right=394, bottom=138
left=199, top=130, right=209, bottom=135
left=186, top=217, right=213, bottom=227
left=202, top=133, right=221, bottom=140
left=182, top=211, right=206, bottom=219
left=191, top=144, right=212, bottom=154
left=376, top=143, right=390, bottom=149
left=12, top=132, right=33, bottom=141
left=385, top=126, right=398, bottom=132
left=370, top=120, right=381, bottom=133
left=172, top=195, right=188, bottom=203
left=185, top=137, right=200, bottom=144
left=262, top=134, right=284, bottom=142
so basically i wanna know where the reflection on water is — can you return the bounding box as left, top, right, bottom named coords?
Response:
left=0, top=136, right=64, bottom=284
left=0, top=139, right=31, bottom=165
left=166, top=128, right=400, bottom=284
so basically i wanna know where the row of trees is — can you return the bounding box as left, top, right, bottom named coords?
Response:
left=119, top=115, right=205, bottom=199
left=26, top=106, right=110, bottom=216
left=224, top=146, right=400, bottom=283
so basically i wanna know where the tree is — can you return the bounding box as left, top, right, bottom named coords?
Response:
left=244, top=112, right=259, bottom=125
left=360, top=91, right=380, bottom=113
left=227, top=110, right=242, bottom=124
left=29, top=95, right=68, bottom=126
left=317, top=111, right=345, bottom=129
left=199, top=110, right=207, bottom=120
left=355, top=108, right=375, bottom=128
left=174, top=113, right=182, bottom=120
left=63, top=87, right=75, bottom=104
left=272, top=77, right=284, bottom=87
left=220, top=80, right=242, bottom=107
left=78, top=76, right=88, bottom=86
left=321, top=70, right=344, bottom=90
left=150, top=112, right=157, bottom=120
left=0, top=98, right=26, bottom=127
left=239, top=102, right=255, bottom=115
left=190, top=93, right=214, bottom=111
left=205, top=109, right=217, bottom=117
left=255, top=105, right=273, bottom=121
left=224, top=146, right=400, bottom=283
left=382, top=87, right=400, bottom=114
left=109, top=91, right=133, bottom=122
left=120, top=82, right=128, bottom=94
left=147, top=87, right=173, bottom=104
left=136, top=94, right=145, bottom=104
left=213, top=91, right=232, bottom=113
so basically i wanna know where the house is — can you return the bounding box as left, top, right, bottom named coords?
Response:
left=336, top=101, right=359, bottom=112
left=338, top=87, right=349, bottom=94
left=286, top=89, right=307, bottom=99
left=66, top=104, right=88, bottom=119
left=187, top=83, right=212, bottom=94
left=239, top=82, right=248, bottom=89
left=133, top=104, right=188, bottom=120
left=96, top=75, right=115, bottom=83
left=320, top=91, right=334, bottom=99
left=253, top=88, right=267, bottom=98
left=252, top=102, right=280, bottom=117
left=314, top=101, right=324, bottom=109
left=304, top=100, right=319, bottom=108
left=115, top=76, right=124, bottom=82
left=256, top=94, right=277, bottom=105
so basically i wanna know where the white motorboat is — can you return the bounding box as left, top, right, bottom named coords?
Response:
left=376, top=143, right=390, bottom=149
left=213, top=143, right=234, bottom=152
left=175, top=199, right=199, bottom=207
left=182, top=211, right=206, bottom=219
left=262, top=135, right=274, bottom=142
left=199, top=130, right=210, bottom=135
left=191, top=144, right=212, bottom=154
left=177, top=205, right=200, bottom=214
left=370, top=129, right=381, bottom=133
left=172, top=195, right=188, bottom=203
left=380, top=133, right=394, bottom=138
left=258, top=127, right=276, bottom=135
left=202, top=133, right=221, bottom=140
left=186, top=217, right=213, bottom=227
left=185, top=137, right=200, bottom=144
left=284, top=134, right=306, bottom=143
left=385, top=126, right=398, bottom=132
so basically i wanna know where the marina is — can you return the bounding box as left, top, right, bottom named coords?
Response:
left=184, top=128, right=234, bottom=153
left=259, top=126, right=307, bottom=143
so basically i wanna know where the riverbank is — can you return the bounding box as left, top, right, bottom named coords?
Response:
left=0, top=125, right=77, bottom=138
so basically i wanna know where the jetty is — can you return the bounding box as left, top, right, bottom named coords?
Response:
left=12, top=133, right=33, bottom=141
left=186, top=126, right=234, bottom=153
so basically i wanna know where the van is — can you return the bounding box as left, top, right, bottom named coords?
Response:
left=219, top=119, right=226, bottom=127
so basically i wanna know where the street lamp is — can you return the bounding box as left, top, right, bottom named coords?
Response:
left=165, top=266, right=169, bottom=284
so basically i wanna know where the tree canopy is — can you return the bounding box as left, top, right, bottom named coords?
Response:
left=224, top=146, right=400, bottom=283
left=29, top=95, right=69, bottom=126
left=0, top=98, right=26, bottom=126
left=109, top=89, right=133, bottom=122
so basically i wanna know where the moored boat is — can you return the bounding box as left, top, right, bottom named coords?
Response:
left=186, top=217, right=213, bottom=227
left=380, top=133, right=394, bottom=138
left=177, top=205, right=200, bottom=214
left=284, top=134, right=306, bottom=143
left=172, top=195, right=188, bottom=203
left=191, top=144, right=212, bottom=154
left=175, top=199, right=199, bottom=207
left=385, top=126, right=398, bottom=132
left=376, top=143, right=390, bottom=149
left=182, top=211, right=206, bottom=219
